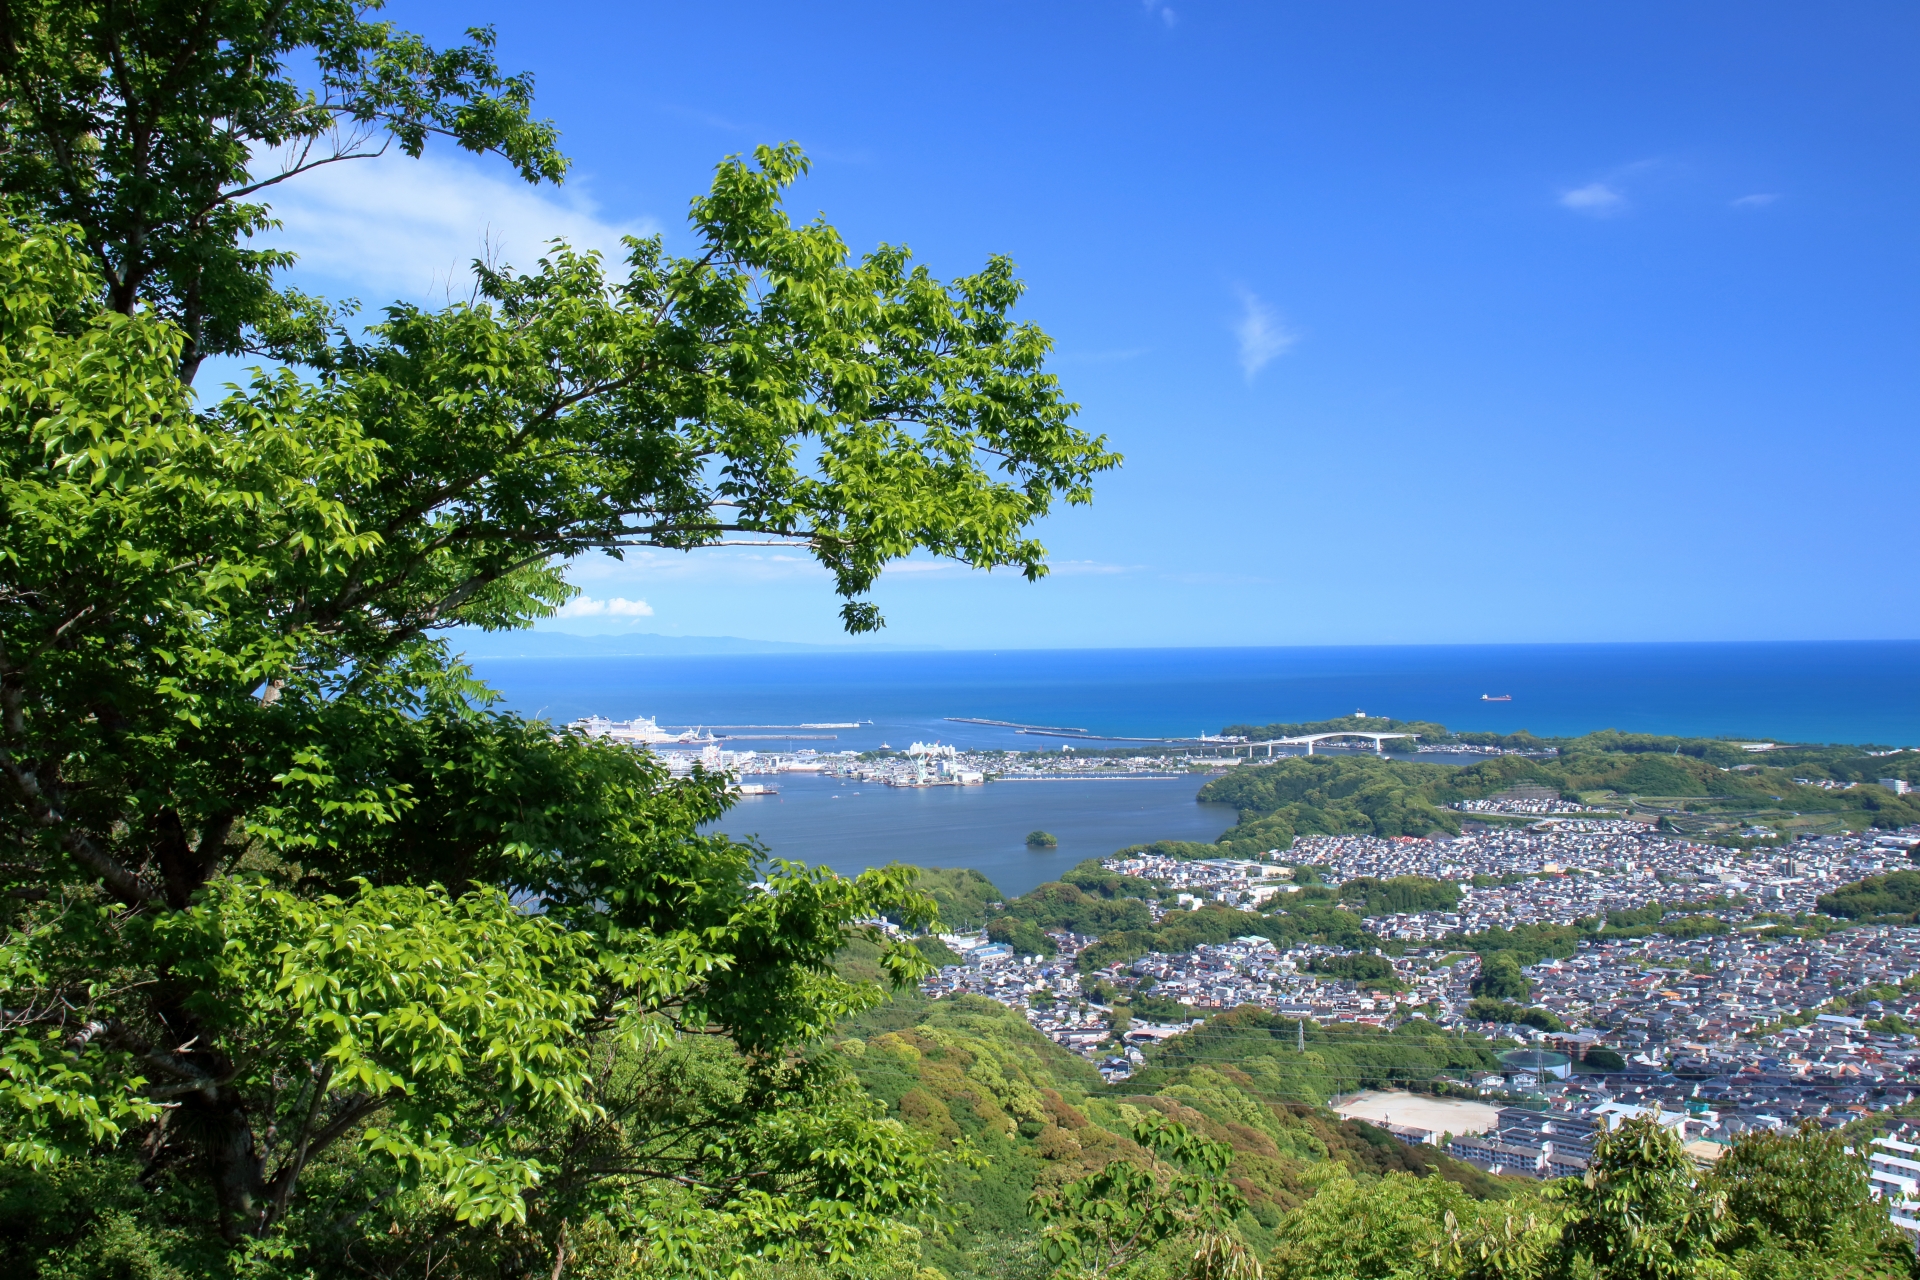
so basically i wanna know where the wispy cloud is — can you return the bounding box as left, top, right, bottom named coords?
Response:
left=1557, top=159, right=1678, bottom=219
left=1049, top=560, right=1132, bottom=575
left=567, top=549, right=828, bottom=589
left=1141, top=0, right=1177, bottom=27
left=1731, top=193, right=1780, bottom=209
left=1559, top=182, right=1628, bottom=217
left=258, top=150, right=657, bottom=305
left=558, top=595, right=654, bottom=618
left=664, top=104, right=758, bottom=135
left=1233, top=287, right=1298, bottom=379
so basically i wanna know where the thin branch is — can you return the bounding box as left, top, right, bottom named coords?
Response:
left=265, top=1060, right=335, bottom=1223
left=209, top=135, right=392, bottom=212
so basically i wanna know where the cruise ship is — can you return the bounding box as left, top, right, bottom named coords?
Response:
left=568, top=715, right=714, bottom=746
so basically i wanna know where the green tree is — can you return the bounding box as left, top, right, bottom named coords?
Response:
left=1472, top=955, right=1533, bottom=1003
left=1338, top=876, right=1463, bottom=915
left=1466, top=999, right=1566, bottom=1032
left=1029, top=1115, right=1259, bottom=1280
left=1550, top=1119, right=1735, bottom=1280
left=989, top=915, right=1059, bottom=957
left=0, top=7, right=1114, bottom=1268
left=902, top=865, right=1006, bottom=930
left=1266, top=1171, right=1554, bottom=1280
left=0, top=0, right=568, bottom=382
left=1307, top=953, right=1396, bottom=983
left=1710, top=1123, right=1920, bottom=1280
left=1817, top=871, right=1920, bottom=922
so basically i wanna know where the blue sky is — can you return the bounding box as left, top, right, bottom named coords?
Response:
left=246, top=1, right=1918, bottom=648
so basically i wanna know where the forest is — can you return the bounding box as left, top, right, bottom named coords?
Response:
left=1191, top=719, right=1920, bottom=850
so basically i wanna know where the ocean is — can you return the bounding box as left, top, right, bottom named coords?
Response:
left=471, top=640, right=1920, bottom=898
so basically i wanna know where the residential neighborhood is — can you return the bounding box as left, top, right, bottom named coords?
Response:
left=921, top=823, right=1920, bottom=1174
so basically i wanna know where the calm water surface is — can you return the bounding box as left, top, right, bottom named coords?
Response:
left=469, top=641, right=1920, bottom=889
left=718, top=773, right=1237, bottom=898
left=473, top=641, right=1920, bottom=750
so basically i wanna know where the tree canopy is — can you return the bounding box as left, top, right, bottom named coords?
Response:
left=0, top=2, right=1118, bottom=1271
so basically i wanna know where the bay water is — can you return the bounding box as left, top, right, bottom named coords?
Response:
left=471, top=640, right=1920, bottom=898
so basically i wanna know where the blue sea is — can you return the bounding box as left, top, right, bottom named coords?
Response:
left=472, top=641, right=1920, bottom=897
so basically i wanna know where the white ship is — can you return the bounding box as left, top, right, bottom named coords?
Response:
left=569, top=714, right=714, bottom=746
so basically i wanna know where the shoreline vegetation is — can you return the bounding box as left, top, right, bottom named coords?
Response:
left=1190, top=717, right=1920, bottom=850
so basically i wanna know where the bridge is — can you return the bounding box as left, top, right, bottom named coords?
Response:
left=1239, top=731, right=1416, bottom=757
left=1005, top=727, right=1418, bottom=756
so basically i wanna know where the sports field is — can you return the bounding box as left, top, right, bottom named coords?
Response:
left=1333, top=1090, right=1501, bottom=1136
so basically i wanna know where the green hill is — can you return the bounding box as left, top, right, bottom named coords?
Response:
left=833, top=982, right=1515, bottom=1280
left=1181, top=727, right=1920, bottom=852
left=1818, top=870, right=1920, bottom=922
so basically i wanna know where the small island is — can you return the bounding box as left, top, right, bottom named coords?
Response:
left=1025, top=829, right=1058, bottom=848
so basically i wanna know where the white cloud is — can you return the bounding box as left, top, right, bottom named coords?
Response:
left=1233, top=287, right=1298, bottom=379
left=561, top=547, right=831, bottom=590
left=558, top=594, right=654, bottom=618
left=1142, top=0, right=1177, bottom=26
left=1559, top=183, right=1628, bottom=217
left=1731, top=193, right=1780, bottom=208
left=255, top=150, right=658, bottom=305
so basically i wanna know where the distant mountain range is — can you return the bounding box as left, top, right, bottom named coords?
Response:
left=446, top=630, right=933, bottom=658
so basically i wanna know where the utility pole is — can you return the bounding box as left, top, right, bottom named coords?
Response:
left=1297, top=1019, right=1305, bottom=1053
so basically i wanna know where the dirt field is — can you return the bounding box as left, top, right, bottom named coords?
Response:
left=1332, top=1090, right=1501, bottom=1136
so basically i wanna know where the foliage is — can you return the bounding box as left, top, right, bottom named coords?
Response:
left=1199, top=757, right=1464, bottom=845
left=1131, top=992, right=1201, bottom=1022
left=1029, top=1115, right=1254, bottom=1280
left=1060, top=860, right=1156, bottom=900
left=1550, top=1119, right=1733, bottom=1280
left=1028, top=831, right=1060, bottom=848
left=1184, top=726, right=1920, bottom=863
left=1264, top=1169, right=1554, bottom=1280
left=990, top=916, right=1061, bottom=957
left=1709, top=1122, right=1920, bottom=1280
left=1004, top=880, right=1155, bottom=936
left=1248, top=1114, right=1920, bottom=1280
left=1817, top=871, right=1920, bottom=922
left=5, top=1034, right=947, bottom=1280
left=1472, top=955, right=1534, bottom=1003
left=904, top=866, right=1007, bottom=930
left=837, top=991, right=1512, bottom=1279
left=834, top=993, right=1105, bottom=1280
left=1306, top=953, right=1396, bottom=984
left=1465, top=1000, right=1566, bottom=1033
left=1452, top=906, right=1739, bottom=970
left=1117, top=840, right=1238, bottom=862
left=1074, top=901, right=1369, bottom=976
left=1134, top=1008, right=1503, bottom=1107
left=0, top=0, right=567, bottom=381
left=1339, top=876, right=1464, bottom=915
left=914, top=935, right=964, bottom=967
left=0, top=1, right=1114, bottom=1264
